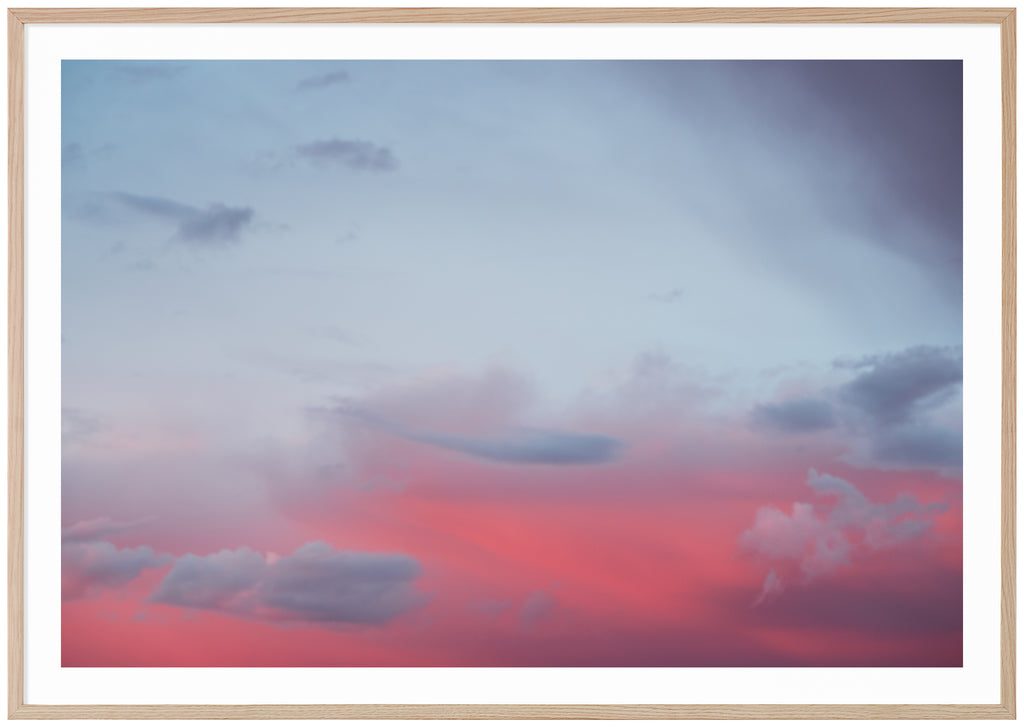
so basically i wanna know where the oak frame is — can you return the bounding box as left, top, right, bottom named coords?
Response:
left=7, top=7, right=1016, bottom=719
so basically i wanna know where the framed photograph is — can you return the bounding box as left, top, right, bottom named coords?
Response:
left=7, top=6, right=1016, bottom=719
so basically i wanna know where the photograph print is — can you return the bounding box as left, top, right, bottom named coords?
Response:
left=61, top=59, right=963, bottom=667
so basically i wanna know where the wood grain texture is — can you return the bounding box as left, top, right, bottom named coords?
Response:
left=1000, top=9, right=1017, bottom=721
left=7, top=9, right=24, bottom=722
left=5, top=6, right=1017, bottom=23
left=5, top=6, right=1016, bottom=721
left=4, top=703, right=1018, bottom=720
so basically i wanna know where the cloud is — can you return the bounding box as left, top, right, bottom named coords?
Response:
left=869, top=425, right=963, bottom=469
left=149, top=548, right=266, bottom=610
left=62, top=516, right=170, bottom=599
left=295, top=70, right=350, bottom=91
left=62, top=540, right=171, bottom=600
left=294, top=139, right=398, bottom=171
left=61, top=516, right=154, bottom=544
left=752, top=397, right=835, bottom=433
left=752, top=569, right=784, bottom=606
left=342, top=407, right=624, bottom=465
left=178, top=204, right=254, bottom=243
left=740, top=470, right=946, bottom=600
left=405, top=427, right=624, bottom=466
left=114, top=192, right=254, bottom=246
left=831, top=346, right=963, bottom=471
left=838, top=346, right=962, bottom=425
left=150, top=542, right=424, bottom=626
left=259, top=542, right=423, bottom=624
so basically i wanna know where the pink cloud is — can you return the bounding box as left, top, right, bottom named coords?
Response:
left=740, top=469, right=948, bottom=598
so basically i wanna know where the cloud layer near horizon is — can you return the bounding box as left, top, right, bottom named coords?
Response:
left=62, top=343, right=961, bottom=666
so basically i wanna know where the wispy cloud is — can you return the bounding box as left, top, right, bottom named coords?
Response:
left=295, top=70, right=350, bottom=91
left=114, top=192, right=254, bottom=246
left=294, top=139, right=398, bottom=171
left=752, top=569, right=783, bottom=606
left=342, top=407, right=624, bottom=466
left=62, top=516, right=155, bottom=544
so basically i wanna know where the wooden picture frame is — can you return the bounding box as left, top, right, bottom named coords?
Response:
left=7, top=7, right=1016, bottom=719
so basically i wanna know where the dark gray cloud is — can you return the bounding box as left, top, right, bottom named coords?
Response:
left=869, top=425, right=963, bottom=469
left=752, top=397, right=835, bottom=433
left=149, top=548, right=266, bottom=610
left=838, top=345, right=962, bottom=425
left=790, top=61, right=962, bottom=283
left=150, top=542, right=424, bottom=626
left=114, top=192, right=254, bottom=246
left=62, top=540, right=171, bottom=600
left=623, top=61, right=962, bottom=292
left=178, top=204, right=254, bottom=242
left=407, top=427, right=623, bottom=465
left=259, top=542, right=423, bottom=624
left=342, top=407, right=624, bottom=465
left=830, top=346, right=962, bottom=471
left=294, top=139, right=398, bottom=171
left=295, top=70, right=350, bottom=91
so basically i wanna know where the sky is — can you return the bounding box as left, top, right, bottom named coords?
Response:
left=61, top=60, right=963, bottom=667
